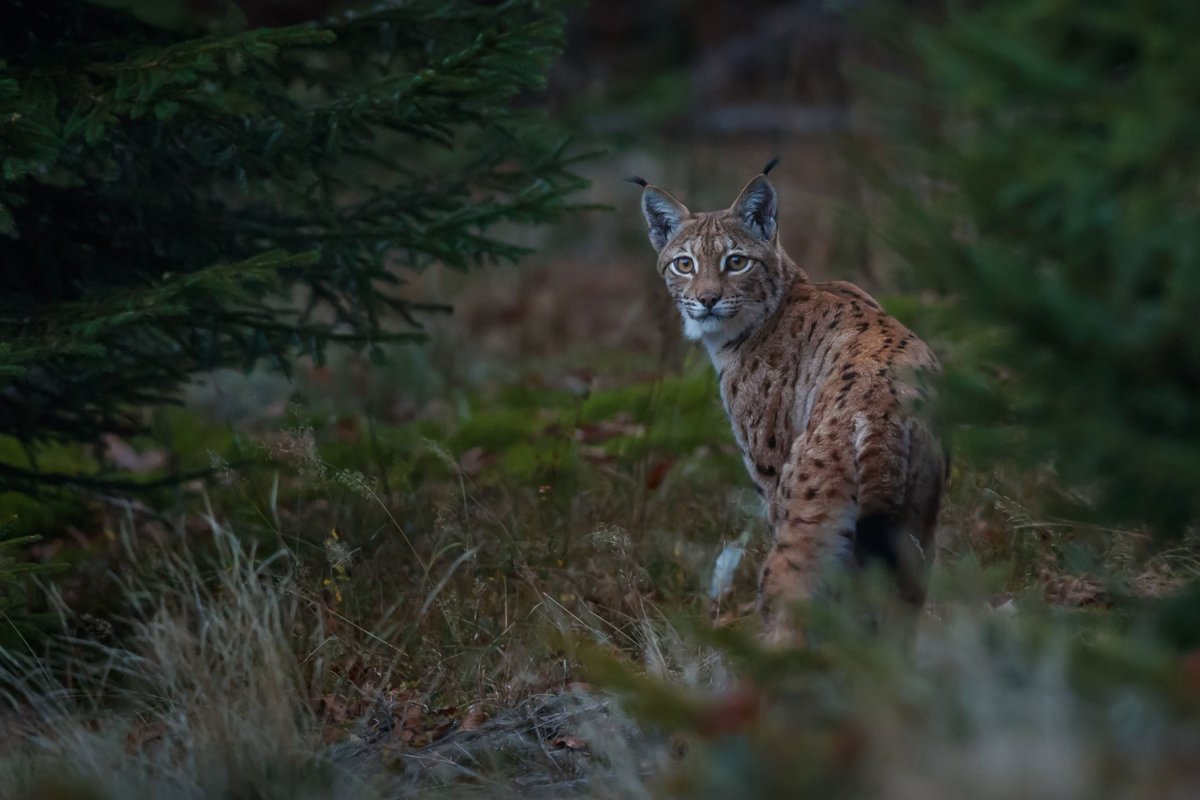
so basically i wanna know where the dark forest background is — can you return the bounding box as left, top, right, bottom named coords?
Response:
left=2, top=1, right=1198, bottom=797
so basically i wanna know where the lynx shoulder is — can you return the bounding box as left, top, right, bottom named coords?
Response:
left=635, top=165, right=945, bottom=642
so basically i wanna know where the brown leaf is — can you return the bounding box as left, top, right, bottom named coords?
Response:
left=384, top=687, right=419, bottom=704
left=697, top=683, right=761, bottom=737
left=551, top=734, right=587, bottom=751
left=575, top=416, right=644, bottom=444
left=1041, top=569, right=1107, bottom=607
left=644, top=458, right=674, bottom=490
left=460, top=704, right=488, bottom=731
left=334, top=416, right=360, bottom=442
left=125, top=721, right=167, bottom=754
left=430, top=719, right=455, bottom=741
left=578, top=445, right=618, bottom=466
left=713, top=606, right=752, bottom=628
left=318, top=694, right=350, bottom=723
left=303, top=363, right=332, bottom=383
left=400, top=704, right=424, bottom=732
left=458, top=446, right=496, bottom=476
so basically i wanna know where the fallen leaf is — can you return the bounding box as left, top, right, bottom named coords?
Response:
left=645, top=458, right=674, bottom=490
left=318, top=694, right=350, bottom=723
left=461, top=704, right=488, bottom=731
left=334, top=416, right=360, bottom=442
left=575, top=416, right=645, bottom=444
left=304, top=365, right=334, bottom=388
left=551, top=735, right=587, bottom=751
left=697, top=683, right=761, bottom=737
left=458, top=446, right=496, bottom=476
left=579, top=445, right=618, bottom=466
left=1040, top=569, right=1107, bottom=607
left=430, top=719, right=455, bottom=741
left=400, top=704, right=424, bottom=732
left=125, top=721, right=167, bottom=754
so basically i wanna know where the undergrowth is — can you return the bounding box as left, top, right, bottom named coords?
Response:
left=2, top=346, right=1198, bottom=798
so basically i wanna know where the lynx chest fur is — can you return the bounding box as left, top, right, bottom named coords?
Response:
left=635, top=164, right=945, bottom=642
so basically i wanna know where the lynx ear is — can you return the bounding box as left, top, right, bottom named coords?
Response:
left=731, top=175, right=777, bottom=241
left=640, top=185, right=690, bottom=252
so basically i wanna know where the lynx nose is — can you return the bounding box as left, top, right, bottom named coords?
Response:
left=698, top=290, right=722, bottom=310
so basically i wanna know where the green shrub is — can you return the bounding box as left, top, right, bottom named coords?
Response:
left=872, top=0, right=1200, bottom=533
left=0, top=0, right=587, bottom=494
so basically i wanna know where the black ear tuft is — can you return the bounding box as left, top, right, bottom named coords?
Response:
left=762, top=157, right=780, bottom=176
left=626, top=175, right=649, bottom=187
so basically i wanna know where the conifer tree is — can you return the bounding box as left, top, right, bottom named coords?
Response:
left=0, top=0, right=586, bottom=492
left=874, top=0, right=1200, bottom=533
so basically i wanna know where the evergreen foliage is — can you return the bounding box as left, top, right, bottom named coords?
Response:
left=0, top=0, right=587, bottom=492
left=875, top=0, right=1200, bottom=533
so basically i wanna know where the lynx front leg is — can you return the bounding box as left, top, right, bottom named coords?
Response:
left=758, top=446, right=859, bottom=645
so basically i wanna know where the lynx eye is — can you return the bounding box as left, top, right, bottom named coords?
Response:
left=724, top=254, right=752, bottom=273
left=670, top=255, right=695, bottom=275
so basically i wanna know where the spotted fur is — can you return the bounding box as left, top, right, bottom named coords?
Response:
left=638, top=169, right=945, bottom=643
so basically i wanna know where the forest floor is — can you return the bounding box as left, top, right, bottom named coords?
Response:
left=3, top=148, right=1200, bottom=798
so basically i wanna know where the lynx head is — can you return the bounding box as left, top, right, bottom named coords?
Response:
left=635, top=161, right=796, bottom=344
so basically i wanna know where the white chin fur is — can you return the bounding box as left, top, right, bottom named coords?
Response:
left=682, top=313, right=733, bottom=341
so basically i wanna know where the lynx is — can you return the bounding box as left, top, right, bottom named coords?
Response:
left=634, top=161, right=945, bottom=642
